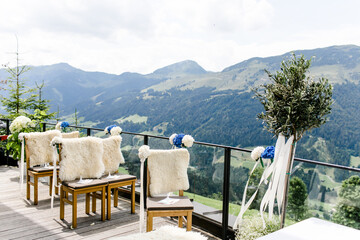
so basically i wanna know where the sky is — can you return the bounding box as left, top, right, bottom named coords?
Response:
left=1, top=0, right=360, bottom=75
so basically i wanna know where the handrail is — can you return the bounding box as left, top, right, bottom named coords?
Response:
left=2, top=118, right=360, bottom=239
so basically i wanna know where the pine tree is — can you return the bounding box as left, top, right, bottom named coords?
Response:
left=288, top=177, right=308, bottom=221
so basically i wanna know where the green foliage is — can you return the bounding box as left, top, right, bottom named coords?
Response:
left=236, top=215, right=280, bottom=240
left=253, top=53, right=333, bottom=141
left=332, top=175, right=360, bottom=229
left=288, top=177, right=309, bottom=221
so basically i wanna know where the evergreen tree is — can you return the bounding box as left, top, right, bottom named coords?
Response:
left=332, top=175, right=360, bottom=229
left=0, top=42, right=37, bottom=118
left=288, top=177, right=308, bottom=221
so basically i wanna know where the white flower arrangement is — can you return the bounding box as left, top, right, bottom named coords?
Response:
left=169, top=133, right=195, bottom=148
left=9, top=116, right=35, bottom=133
left=251, top=146, right=265, bottom=161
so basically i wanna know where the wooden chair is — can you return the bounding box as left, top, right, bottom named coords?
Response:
left=24, top=130, right=61, bottom=205
left=90, top=136, right=137, bottom=220
left=54, top=137, right=107, bottom=228
left=144, top=148, right=193, bottom=232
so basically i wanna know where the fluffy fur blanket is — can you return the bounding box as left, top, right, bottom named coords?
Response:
left=102, top=136, right=125, bottom=174
left=148, top=149, right=190, bottom=196
left=61, top=131, right=80, bottom=138
left=56, top=137, right=105, bottom=181
left=109, top=225, right=207, bottom=240
left=26, top=130, right=61, bottom=167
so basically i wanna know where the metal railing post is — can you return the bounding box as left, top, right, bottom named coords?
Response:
left=42, top=123, right=47, bottom=132
left=87, top=128, right=91, bottom=136
left=5, top=119, right=10, bottom=135
left=222, top=147, right=231, bottom=239
left=143, top=135, right=149, bottom=209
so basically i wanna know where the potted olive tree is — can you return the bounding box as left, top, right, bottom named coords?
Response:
left=253, top=53, right=333, bottom=227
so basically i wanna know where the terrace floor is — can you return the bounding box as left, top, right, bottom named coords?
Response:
left=0, top=166, right=219, bottom=239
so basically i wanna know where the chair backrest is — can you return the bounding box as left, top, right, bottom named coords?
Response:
left=61, top=131, right=80, bottom=138
left=56, top=137, right=105, bottom=181
left=146, top=148, right=190, bottom=197
left=102, top=136, right=125, bottom=174
left=25, top=130, right=61, bottom=167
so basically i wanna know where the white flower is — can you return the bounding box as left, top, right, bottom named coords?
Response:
left=169, top=133, right=177, bottom=145
left=9, top=116, right=33, bottom=133
left=138, top=145, right=151, bottom=160
left=110, top=126, right=122, bottom=136
left=55, top=122, right=61, bottom=130
left=182, top=135, right=195, bottom=148
left=251, top=146, right=265, bottom=161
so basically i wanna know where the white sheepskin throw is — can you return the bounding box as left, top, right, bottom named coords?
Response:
left=58, top=137, right=105, bottom=181
left=109, top=225, right=208, bottom=240
left=102, top=136, right=125, bottom=174
left=148, top=149, right=190, bottom=196
left=25, top=130, right=61, bottom=167
left=61, top=131, right=80, bottom=138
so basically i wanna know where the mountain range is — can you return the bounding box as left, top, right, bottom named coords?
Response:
left=1, top=44, right=360, bottom=171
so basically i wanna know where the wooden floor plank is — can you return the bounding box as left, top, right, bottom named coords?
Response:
left=0, top=166, right=219, bottom=239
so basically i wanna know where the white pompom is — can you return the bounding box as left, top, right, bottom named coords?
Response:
left=138, top=145, right=151, bottom=160
left=110, top=126, right=122, bottom=136
left=182, top=135, right=195, bottom=148
left=251, top=146, right=265, bottom=161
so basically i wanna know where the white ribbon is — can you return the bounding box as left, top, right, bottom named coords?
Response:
left=138, top=145, right=151, bottom=233
left=51, top=142, right=61, bottom=209
left=259, top=134, right=294, bottom=227
left=18, top=133, right=28, bottom=195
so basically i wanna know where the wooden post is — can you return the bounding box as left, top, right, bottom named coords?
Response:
left=280, top=140, right=297, bottom=228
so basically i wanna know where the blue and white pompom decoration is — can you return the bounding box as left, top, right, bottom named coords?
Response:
left=251, top=146, right=275, bottom=167
left=55, top=121, right=70, bottom=132
left=104, top=125, right=122, bottom=136
left=169, top=133, right=195, bottom=148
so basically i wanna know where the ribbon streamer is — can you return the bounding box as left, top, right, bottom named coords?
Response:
left=138, top=145, right=150, bottom=233
left=18, top=133, right=28, bottom=196
left=233, top=134, right=294, bottom=229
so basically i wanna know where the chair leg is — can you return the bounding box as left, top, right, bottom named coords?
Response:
left=146, top=212, right=153, bottom=232
left=86, top=193, right=90, bottom=214
left=178, top=216, right=183, bottom=228
left=107, top=186, right=111, bottom=220
left=72, top=192, right=77, bottom=228
left=26, top=174, right=30, bottom=200
left=34, top=176, right=38, bottom=205
left=92, top=192, right=96, bottom=213
left=131, top=181, right=135, bottom=214
left=49, top=176, right=53, bottom=196
left=60, top=186, right=64, bottom=220
left=186, top=211, right=192, bottom=231
left=101, top=187, right=106, bottom=221
left=114, top=188, right=118, bottom=207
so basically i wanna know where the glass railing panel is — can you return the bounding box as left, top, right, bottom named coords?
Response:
left=288, top=161, right=360, bottom=230
left=185, top=144, right=224, bottom=224
left=120, top=133, right=144, bottom=179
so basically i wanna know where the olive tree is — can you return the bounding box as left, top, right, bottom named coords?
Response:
left=253, top=53, right=333, bottom=227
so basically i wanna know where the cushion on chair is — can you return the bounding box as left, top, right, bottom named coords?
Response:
left=147, top=196, right=193, bottom=211
left=100, top=174, right=136, bottom=183
left=102, top=136, right=125, bottom=174
left=61, top=131, right=80, bottom=138
left=57, top=137, right=105, bottom=181
left=62, top=178, right=108, bottom=189
left=147, top=149, right=190, bottom=196
left=30, top=165, right=60, bottom=172
left=26, top=130, right=62, bottom=167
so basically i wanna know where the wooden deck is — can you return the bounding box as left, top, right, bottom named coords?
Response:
left=0, top=166, right=218, bottom=239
